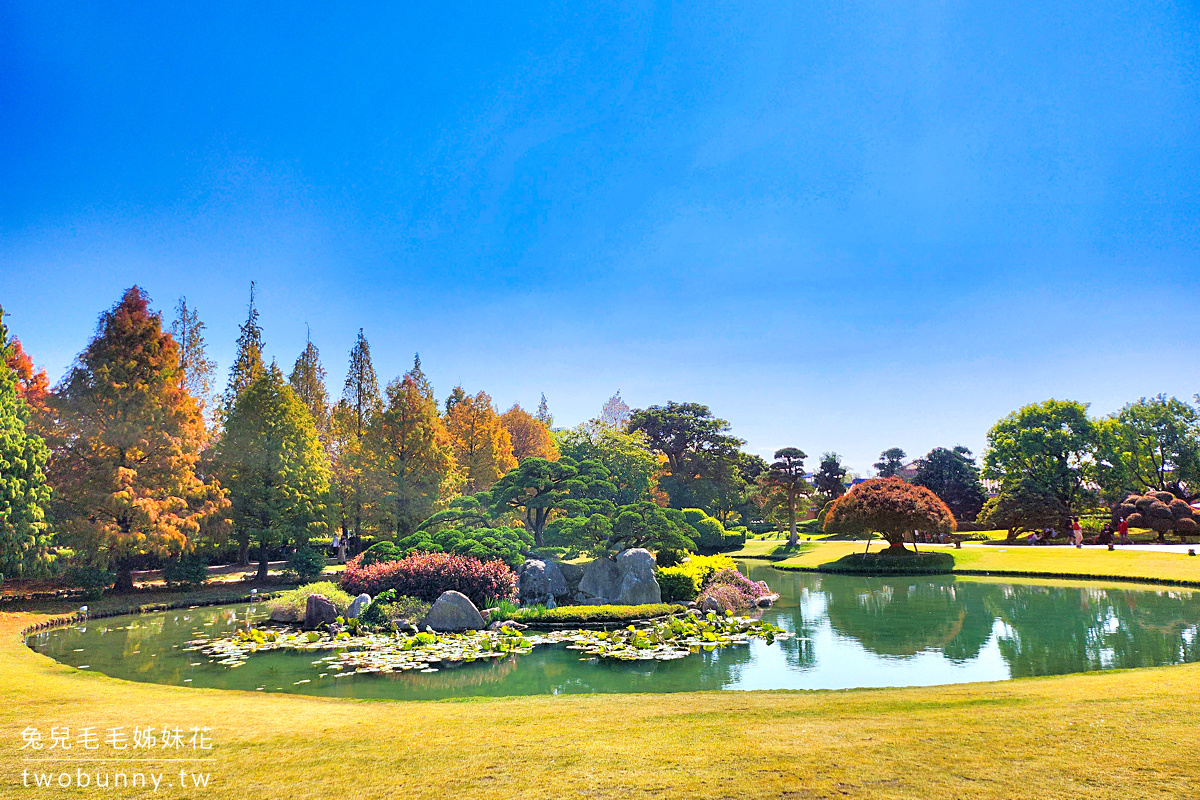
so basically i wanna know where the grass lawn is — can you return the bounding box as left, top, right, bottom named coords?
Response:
left=767, top=541, right=1200, bottom=584
left=3, top=597, right=1199, bottom=799
left=7, top=546, right=1200, bottom=798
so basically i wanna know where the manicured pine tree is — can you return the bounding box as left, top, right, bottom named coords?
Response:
left=218, top=364, right=332, bottom=580
left=0, top=308, right=52, bottom=579
left=49, top=287, right=226, bottom=591
left=760, top=447, right=812, bottom=547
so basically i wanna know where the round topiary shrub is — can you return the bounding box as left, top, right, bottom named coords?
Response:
left=286, top=546, right=328, bottom=581
left=1115, top=492, right=1198, bottom=541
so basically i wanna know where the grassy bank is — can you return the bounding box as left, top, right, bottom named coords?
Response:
left=3, top=597, right=1199, bottom=799
left=758, top=541, right=1200, bottom=585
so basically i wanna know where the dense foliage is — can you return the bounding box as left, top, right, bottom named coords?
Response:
left=824, top=477, right=956, bottom=549
left=1114, top=492, right=1198, bottom=541
left=340, top=550, right=517, bottom=607
left=911, top=446, right=987, bottom=524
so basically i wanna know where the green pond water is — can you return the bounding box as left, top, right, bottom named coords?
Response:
left=26, top=563, right=1200, bottom=700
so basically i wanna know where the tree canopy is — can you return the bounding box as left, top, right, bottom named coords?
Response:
left=823, top=477, right=955, bottom=549
left=1096, top=395, right=1200, bottom=502
left=874, top=448, right=907, bottom=478
left=911, top=446, right=987, bottom=524
left=759, top=447, right=812, bottom=546
left=984, top=399, right=1096, bottom=510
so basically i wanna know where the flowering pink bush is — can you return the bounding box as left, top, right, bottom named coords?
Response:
left=340, top=551, right=517, bottom=608
left=695, top=568, right=770, bottom=612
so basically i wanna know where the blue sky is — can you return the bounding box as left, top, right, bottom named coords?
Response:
left=1, top=1, right=1197, bottom=474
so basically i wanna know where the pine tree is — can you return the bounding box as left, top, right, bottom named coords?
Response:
left=218, top=364, right=331, bottom=580
left=49, top=288, right=226, bottom=590
left=444, top=385, right=467, bottom=415
left=222, top=282, right=265, bottom=414
left=288, top=329, right=329, bottom=432
left=0, top=308, right=52, bottom=579
left=171, top=297, right=217, bottom=422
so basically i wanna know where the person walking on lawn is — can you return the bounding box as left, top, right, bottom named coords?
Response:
left=1072, top=517, right=1083, bottom=548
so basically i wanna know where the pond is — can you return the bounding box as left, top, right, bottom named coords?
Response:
left=26, top=563, right=1200, bottom=700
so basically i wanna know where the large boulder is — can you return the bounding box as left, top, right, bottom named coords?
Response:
left=616, top=548, right=661, bottom=605
left=577, top=549, right=661, bottom=605
left=347, top=593, right=372, bottom=619
left=518, top=559, right=569, bottom=606
left=558, top=560, right=584, bottom=594
left=302, top=594, right=338, bottom=630
left=419, top=590, right=486, bottom=632
left=578, top=556, right=622, bottom=603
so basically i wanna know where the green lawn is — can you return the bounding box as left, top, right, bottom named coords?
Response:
left=766, top=541, right=1200, bottom=584
left=6, top=548, right=1200, bottom=798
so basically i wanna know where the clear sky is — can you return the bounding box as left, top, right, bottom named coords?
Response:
left=1, top=2, right=1197, bottom=474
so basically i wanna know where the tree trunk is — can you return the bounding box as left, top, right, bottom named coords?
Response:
left=113, top=565, right=135, bottom=593
left=788, top=502, right=798, bottom=547
left=256, top=542, right=270, bottom=581
left=238, top=539, right=250, bottom=566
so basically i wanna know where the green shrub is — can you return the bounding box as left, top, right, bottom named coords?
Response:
left=286, top=546, right=328, bottom=581
left=268, top=581, right=354, bottom=622
left=509, top=603, right=684, bottom=624
left=393, top=526, right=531, bottom=567
left=819, top=550, right=954, bottom=575
left=484, top=598, right=522, bottom=619
left=360, top=589, right=431, bottom=628
left=360, top=541, right=403, bottom=567
left=162, top=553, right=209, bottom=588
left=62, top=565, right=115, bottom=598
left=656, top=566, right=700, bottom=601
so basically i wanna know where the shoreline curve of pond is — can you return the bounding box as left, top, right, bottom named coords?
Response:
left=25, top=562, right=1200, bottom=701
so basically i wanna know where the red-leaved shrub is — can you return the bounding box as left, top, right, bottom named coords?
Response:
left=340, top=551, right=517, bottom=608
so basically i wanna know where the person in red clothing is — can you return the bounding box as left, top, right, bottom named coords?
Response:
left=1118, top=516, right=1130, bottom=544
left=1072, top=517, right=1083, bottom=548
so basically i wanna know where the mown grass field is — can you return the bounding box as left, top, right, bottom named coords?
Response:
left=741, top=540, right=1200, bottom=584
left=5, top=548, right=1200, bottom=799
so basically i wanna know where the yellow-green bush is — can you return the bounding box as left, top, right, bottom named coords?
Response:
left=656, top=553, right=739, bottom=601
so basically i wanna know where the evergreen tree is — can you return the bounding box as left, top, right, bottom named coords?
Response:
left=444, top=385, right=467, bottom=415
left=759, top=447, right=812, bottom=546
left=338, top=329, right=381, bottom=554
left=222, top=282, right=265, bottom=414
left=912, top=446, right=988, bottom=524
left=874, top=447, right=907, bottom=478
left=170, top=297, right=217, bottom=422
left=813, top=452, right=849, bottom=501
left=536, top=393, right=553, bottom=427
left=219, top=364, right=331, bottom=580
left=49, top=288, right=226, bottom=590
left=0, top=308, right=52, bottom=579
left=407, top=353, right=432, bottom=397
left=288, top=330, right=329, bottom=432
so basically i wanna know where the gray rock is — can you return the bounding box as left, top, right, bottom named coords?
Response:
left=700, top=595, right=726, bottom=614
left=487, top=619, right=529, bottom=631
left=518, top=559, right=569, bottom=606
left=755, top=593, right=779, bottom=609
left=577, top=549, right=661, bottom=605
left=302, top=594, right=338, bottom=630
left=578, top=556, right=622, bottom=602
left=558, top=560, right=584, bottom=592
left=419, top=590, right=486, bottom=632
left=616, top=548, right=661, bottom=605
left=347, top=593, right=372, bottom=619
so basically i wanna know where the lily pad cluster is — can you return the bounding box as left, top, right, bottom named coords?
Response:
left=190, top=612, right=788, bottom=676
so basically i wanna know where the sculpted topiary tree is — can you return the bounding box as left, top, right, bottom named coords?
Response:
left=823, top=477, right=955, bottom=552
left=979, top=478, right=1070, bottom=543
left=1114, top=491, right=1199, bottom=542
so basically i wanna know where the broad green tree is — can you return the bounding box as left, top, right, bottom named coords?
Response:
left=911, top=446, right=988, bottom=524
left=627, top=401, right=746, bottom=511
left=218, top=364, right=331, bottom=579
left=556, top=422, right=661, bottom=505
left=0, top=309, right=52, bottom=578
left=489, top=456, right=615, bottom=547
left=983, top=399, right=1096, bottom=510
left=49, top=288, right=226, bottom=590
left=873, top=448, right=907, bottom=478
left=813, top=452, right=849, bottom=501
left=979, top=477, right=1070, bottom=543
left=759, top=447, right=812, bottom=546
left=1096, top=395, right=1200, bottom=502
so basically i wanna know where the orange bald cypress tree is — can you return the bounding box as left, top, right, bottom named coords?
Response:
left=500, top=403, right=559, bottom=462
left=444, top=389, right=517, bottom=492
left=49, top=287, right=227, bottom=591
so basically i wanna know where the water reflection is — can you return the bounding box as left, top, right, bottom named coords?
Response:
left=26, top=567, right=1200, bottom=699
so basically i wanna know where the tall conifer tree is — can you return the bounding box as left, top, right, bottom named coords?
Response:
left=289, top=328, right=329, bottom=432
left=222, top=282, right=265, bottom=414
